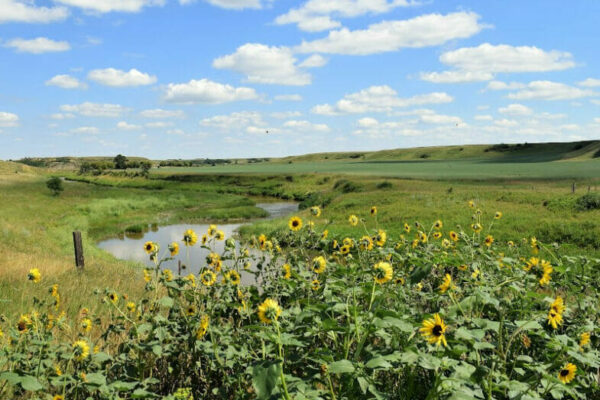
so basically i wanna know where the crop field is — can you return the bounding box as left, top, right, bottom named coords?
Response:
left=1, top=147, right=600, bottom=399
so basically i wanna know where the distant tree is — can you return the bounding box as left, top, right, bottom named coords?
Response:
left=46, top=177, right=64, bottom=196
left=140, top=161, right=152, bottom=177
left=79, top=162, right=92, bottom=174
left=114, top=154, right=128, bottom=169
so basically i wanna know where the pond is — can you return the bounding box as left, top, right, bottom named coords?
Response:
left=97, top=202, right=298, bottom=283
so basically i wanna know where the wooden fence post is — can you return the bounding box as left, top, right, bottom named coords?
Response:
left=178, top=260, right=182, bottom=276
left=572, top=182, right=576, bottom=193
left=73, top=231, right=85, bottom=269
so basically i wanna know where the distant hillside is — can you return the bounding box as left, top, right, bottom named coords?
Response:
left=0, top=160, right=39, bottom=175
left=13, top=156, right=151, bottom=170
left=276, top=140, right=600, bottom=164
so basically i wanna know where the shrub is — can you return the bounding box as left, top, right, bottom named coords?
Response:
left=333, top=179, right=362, bottom=193
left=575, top=193, right=600, bottom=210
left=46, top=177, right=64, bottom=196
left=376, top=181, right=393, bottom=189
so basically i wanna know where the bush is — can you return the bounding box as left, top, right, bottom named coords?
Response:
left=376, top=181, right=393, bottom=190
left=333, top=179, right=362, bottom=193
left=575, top=193, right=600, bottom=210
left=46, top=177, right=64, bottom=196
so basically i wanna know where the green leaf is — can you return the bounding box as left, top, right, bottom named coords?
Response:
left=20, top=376, right=43, bottom=391
left=365, top=357, right=393, bottom=369
left=252, top=360, right=281, bottom=400
left=84, top=372, right=107, bottom=386
left=158, top=296, right=174, bottom=308
left=328, top=360, right=355, bottom=374
left=0, top=372, right=21, bottom=385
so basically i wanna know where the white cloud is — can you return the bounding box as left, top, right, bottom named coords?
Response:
left=45, top=74, right=87, bottom=89
left=213, top=44, right=311, bottom=86
left=88, top=68, right=157, bottom=87
left=271, top=111, right=302, bottom=119
left=474, top=115, right=493, bottom=121
left=420, top=70, right=493, bottom=83
left=60, top=102, right=128, bottom=117
left=164, top=79, right=259, bottom=104
left=4, top=37, right=70, bottom=54
left=294, top=12, right=484, bottom=55
left=0, top=0, right=68, bottom=24
left=282, top=119, right=330, bottom=132
left=198, top=0, right=266, bottom=10
left=274, top=94, right=303, bottom=102
left=420, top=113, right=462, bottom=125
left=299, top=54, right=328, bottom=68
left=275, top=0, right=418, bottom=32
left=422, top=44, right=575, bottom=84
left=117, top=121, right=141, bottom=130
left=498, top=103, right=533, bottom=116
left=54, top=0, right=165, bottom=13
left=507, top=81, right=597, bottom=101
left=200, top=111, right=265, bottom=129
left=145, top=121, right=173, bottom=128
left=72, top=126, right=99, bottom=134
left=50, top=113, right=75, bottom=120
left=486, top=81, right=526, bottom=91
left=0, top=111, right=19, bottom=127
left=493, top=119, right=518, bottom=127
left=357, top=117, right=379, bottom=128
left=139, top=109, right=185, bottom=118
left=591, top=99, right=600, bottom=106
left=578, top=78, right=600, bottom=88
left=311, top=85, right=452, bottom=115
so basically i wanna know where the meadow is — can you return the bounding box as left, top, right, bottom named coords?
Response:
left=1, top=143, right=600, bottom=399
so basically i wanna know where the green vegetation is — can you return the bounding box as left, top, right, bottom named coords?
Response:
left=46, top=177, right=64, bottom=196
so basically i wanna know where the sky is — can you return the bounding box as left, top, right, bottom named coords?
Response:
left=1, top=0, right=600, bottom=159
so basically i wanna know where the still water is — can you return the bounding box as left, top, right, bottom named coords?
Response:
left=97, top=202, right=298, bottom=280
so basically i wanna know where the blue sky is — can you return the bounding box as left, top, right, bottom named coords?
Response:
left=0, top=0, right=599, bottom=159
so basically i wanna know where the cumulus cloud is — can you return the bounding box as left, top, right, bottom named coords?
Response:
left=139, top=109, right=185, bottom=118
left=294, top=12, right=484, bottom=55
left=145, top=121, right=173, bottom=128
left=164, top=79, right=259, bottom=104
left=50, top=113, right=75, bottom=120
left=275, top=0, right=419, bottom=32
left=474, top=115, right=493, bottom=121
left=4, top=37, right=70, bottom=54
left=421, top=44, right=575, bottom=83
left=578, top=78, right=600, bottom=87
left=60, top=102, right=129, bottom=117
left=311, top=85, right=452, bottom=115
left=54, top=0, right=165, bottom=13
left=0, top=0, right=68, bottom=24
left=498, top=103, right=533, bottom=116
left=185, top=0, right=268, bottom=10
left=282, top=119, right=330, bottom=132
left=0, top=111, right=19, bottom=127
left=45, top=74, right=87, bottom=89
left=117, top=121, right=142, bottom=130
left=486, top=81, right=526, bottom=91
left=200, top=111, right=265, bottom=130
left=271, top=111, right=302, bottom=119
left=299, top=54, right=328, bottom=68
left=214, top=44, right=312, bottom=86
left=88, top=68, right=157, bottom=87
left=274, top=94, right=303, bottom=102
left=507, top=81, right=597, bottom=101
left=72, top=126, right=100, bottom=134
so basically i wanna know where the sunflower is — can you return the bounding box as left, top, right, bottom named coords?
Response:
left=73, top=340, right=90, bottom=362
left=508, top=240, right=515, bottom=247
left=411, top=239, right=420, bottom=249
left=311, top=206, right=322, bottom=217
left=433, top=232, right=442, bottom=240
left=184, top=274, right=196, bottom=287
left=394, top=277, right=405, bottom=285
left=419, top=231, right=428, bottom=243
left=207, top=224, right=218, bottom=236
left=17, top=314, right=32, bottom=333
left=169, top=242, right=179, bottom=256
left=183, top=229, right=198, bottom=246
left=27, top=268, right=41, bottom=283
left=550, top=296, right=565, bottom=315
left=81, top=318, right=92, bottom=333
left=312, top=256, right=327, bottom=274
left=359, top=236, right=374, bottom=251
left=471, top=268, right=480, bottom=279
left=580, top=332, right=591, bottom=347
left=126, top=302, right=136, bottom=313
left=539, top=261, right=553, bottom=286
left=163, top=270, right=173, bottom=282
left=197, top=315, right=210, bottom=339
left=558, top=363, right=576, bottom=384
left=53, top=396, right=64, bottom=400
left=215, top=230, right=225, bottom=241
left=288, top=216, right=303, bottom=231
left=143, top=269, right=152, bottom=283
left=524, top=257, right=539, bottom=271
left=311, top=279, right=320, bottom=291
left=144, top=241, right=156, bottom=254
left=402, top=223, right=411, bottom=233
left=458, top=264, right=468, bottom=271
left=321, top=230, right=328, bottom=240
left=201, top=270, right=217, bottom=286
left=244, top=261, right=252, bottom=270
left=185, top=305, right=196, bottom=316
left=201, top=234, right=208, bottom=245
left=547, top=310, right=563, bottom=330
left=373, top=262, right=393, bottom=284
left=339, top=245, right=351, bottom=255
left=225, top=270, right=241, bottom=285
left=282, top=264, right=291, bottom=280
left=258, top=298, right=282, bottom=324
left=343, top=237, right=354, bottom=247
left=495, top=211, right=503, bottom=219
left=370, top=206, right=377, bottom=216
left=484, top=235, right=494, bottom=247
left=375, top=229, right=387, bottom=247
left=468, top=200, right=475, bottom=208
left=258, top=234, right=267, bottom=250
left=108, top=292, right=118, bottom=304
left=471, top=223, right=483, bottom=233
left=531, top=237, right=540, bottom=254
left=433, top=220, right=443, bottom=230
left=441, top=239, right=451, bottom=248
left=439, top=274, right=454, bottom=293
left=420, top=314, right=448, bottom=347
left=348, top=215, right=359, bottom=226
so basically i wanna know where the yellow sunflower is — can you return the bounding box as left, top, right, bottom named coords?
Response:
left=420, top=313, right=448, bottom=347
left=468, top=200, right=475, bottom=208
left=183, top=229, right=198, bottom=246
left=215, top=230, right=225, bottom=241
left=370, top=206, right=377, bottom=216
left=348, top=214, right=359, bottom=226
left=404, top=223, right=411, bottom=233
left=28, top=268, right=41, bottom=283
left=433, top=232, right=442, bottom=240
left=471, top=223, right=483, bottom=233
left=108, top=292, right=118, bottom=304
left=73, top=340, right=90, bottom=362
left=257, top=298, right=282, bottom=324
left=200, top=270, right=217, bottom=286
left=126, top=302, right=136, bottom=313
left=143, top=269, right=152, bottom=283
left=419, top=231, right=428, bottom=243
left=375, top=229, right=387, bottom=247
left=185, top=305, right=196, bottom=316
left=282, top=264, right=291, bottom=280
left=311, top=279, right=320, bottom=291
left=311, top=206, right=322, bottom=217
left=339, top=244, right=351, bottom=255
left=558, top=363, right=576, bottom=384
left=312, top=256, right=327, bottom=274
left=433, top=220, right=443, bottom=230
left=81, top=318, right=92, bottom=333
left=201, top=234, right=208, bottom=245
left=539, top=261, right=553, bottom=286
left=495, top=211, right=502, bottom=219
left=144, top=241, right=157, bottom=254
left=225, top=270, right=241, bottom=285
left=373, top=262, right=393, bottom=284
left=53, top=396, right=64, bottom=400
left=321, top=230, right=329, bottom=240
left=17, top=314, right=32, bottom=333
left=439, top=274, right=454, bottom=293
left=580, top=332, right=591, bottom=347
left=169, top=242, right=179, bottom=256
left=288, top=216, right=303, bottom=231
left=484, top=235, right=494, bottom=247
left=197, top=315, right=210, bottom=339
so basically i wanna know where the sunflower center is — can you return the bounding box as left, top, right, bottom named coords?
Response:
left=432, top=325, right=443, bottom=337
left=560, top=369, right=569, bottom=377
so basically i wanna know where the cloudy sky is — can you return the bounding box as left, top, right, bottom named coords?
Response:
left=1, top=0, right=599, bottom=159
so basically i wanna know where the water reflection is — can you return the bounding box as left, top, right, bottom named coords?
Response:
left=97, top=202, right=298, bottom=283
